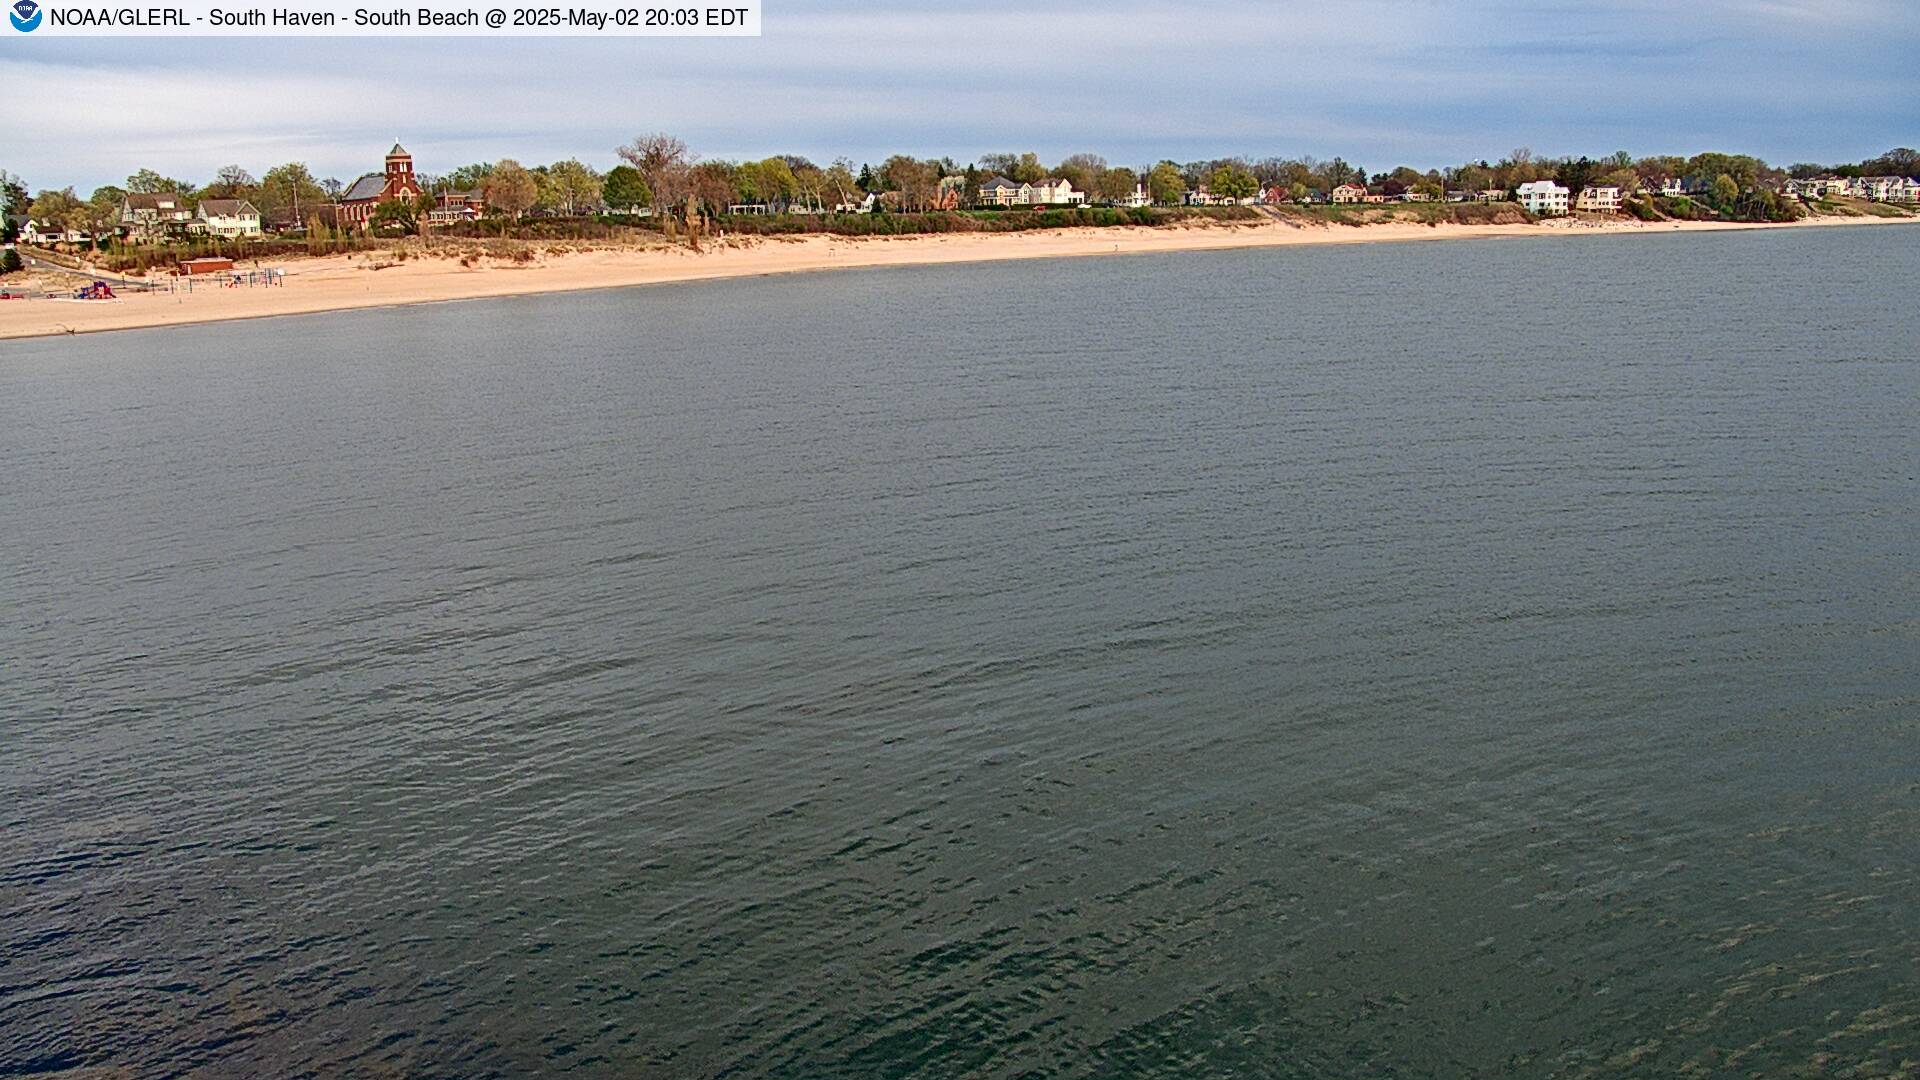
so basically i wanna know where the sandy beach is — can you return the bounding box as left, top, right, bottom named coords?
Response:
left=2, top=213, right=1915, bottom=341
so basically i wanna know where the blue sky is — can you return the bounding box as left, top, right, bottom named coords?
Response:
left=3, top=0, right=1917, bottom=192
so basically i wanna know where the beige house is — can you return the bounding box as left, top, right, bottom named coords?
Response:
left=193, top=199, right=263, bottom=237
left=1516, top=180, right=1571, bottom=215
left=1027, top=178, right=1085, bottom=205
left=1575, top=185, right=1622, bottom=213
left=1331, top=183, right=1367, bottom=203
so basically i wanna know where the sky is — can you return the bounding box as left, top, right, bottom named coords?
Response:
left=3, top=0, right=1917, bottom=192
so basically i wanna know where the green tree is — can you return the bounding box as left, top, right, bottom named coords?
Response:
left=0, top=247, right=22, bottom=275
left=1148, top=161, right=1186, bottom=205
left=86, top=186, right=125, bottom=238
left=484, top=160, right=538, bottom=221
left=29, top=187, right=87, bottom=235
left=602, top=166, right=652, bottom=212
left=1098, top=166, right=1138, bottom=202
left=1555, top=156, right=1603, bottom=197
left=126, top=168, right=191, bottom=196
left=368, top=198, right=418, bottom=235
left=546, top=158, right=603, bottom=215
left=1208, top=164, right=1258, bottom=201
left=258, top=163, right=327, bottom=226
left=1710, top=173, right=1740, bottom=208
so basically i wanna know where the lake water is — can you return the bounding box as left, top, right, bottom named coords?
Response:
left=3, top=225, right=1917, bottom=1078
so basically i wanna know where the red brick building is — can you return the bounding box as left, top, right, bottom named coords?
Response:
left=338, top=143, right=423, bottom=230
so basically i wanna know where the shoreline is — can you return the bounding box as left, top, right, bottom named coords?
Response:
left=3, top=213, right=1916, bottom=341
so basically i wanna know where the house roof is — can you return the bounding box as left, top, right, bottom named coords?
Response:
left=198, top=198, right=259, bottom=216
left=341, top=173, right=388, bottom=202
left=979, top=176, right=1021, bottom=190
left=388, top=142, right=409, bottom=157
left=124, top=192, right=187, bottom=211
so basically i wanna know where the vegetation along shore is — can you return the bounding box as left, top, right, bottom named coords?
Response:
left=3, top=138, right=1915, bottom=339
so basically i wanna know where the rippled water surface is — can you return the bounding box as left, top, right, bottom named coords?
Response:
left=4, top=226, right=1918, bottom=1078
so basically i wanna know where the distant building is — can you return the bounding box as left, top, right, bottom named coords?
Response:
left=1658, top=178, right=1686, bottom=197
left=1516, top=180, right=1571, bottom=215
left=22, top=219, right=90, bottom=245
left=977, top=176, right=1084, bottom=206
left=1856, top=176, right=1920, bottom=203
left=1116, top=183, right=1152, bottom=208
left=429, top=189, right=486, bottom=225
left=977, top=176, right=1024, bottom=206
left=339, top=143, right=424, bottom=230
left=1330, top=183, right=1367, bottom=204
left=1574, top=185, right=1622, bottom=213
left=1027, top=178, right=1086, bottom=205
left=193, top=198, right=263, bottom=237
left=121, top=192, right=195, bottom=238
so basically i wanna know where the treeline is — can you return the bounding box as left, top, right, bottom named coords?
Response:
left=6, top=141, right=1914, bottom=257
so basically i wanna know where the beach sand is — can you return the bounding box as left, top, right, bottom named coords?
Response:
left=2, top=213, right=1915, bottom=341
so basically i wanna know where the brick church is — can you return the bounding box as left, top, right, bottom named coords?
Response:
left=339, top=143, right=423, bottom=230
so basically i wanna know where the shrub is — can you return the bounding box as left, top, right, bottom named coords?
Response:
left=0, top=248, right=22, bottom=275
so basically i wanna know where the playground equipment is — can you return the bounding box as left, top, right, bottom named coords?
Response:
left=75, top=280, right=116, bottom=300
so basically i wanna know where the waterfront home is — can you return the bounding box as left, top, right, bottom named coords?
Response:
left=1117, top=183, right=1152, bottom=208
left=1784, top=176, right=1848, bottom=200
left=21, top=219, right=92, bottom=245
left=1028, top=179, right=1086, bottom=205
left=429, top=189, right=486, bottom=224
left=1516, top=180, right=1571, bottom=215
left=339, top=143, right=425, bottom=230
left=1393, top=191, right=1434, bottom=203
left=1856, top=176, right=1920, bottom=203
left=1658, top=178, right=1686, bottom=197
left=1331, top=183, right=1367, bottom=203
left=121, top=192, right=195, bottom=238
left=977, top=176, right=1023, bottom=206
left=193, top=198, right=263, bottom=237
left=1361, top=193, right=1389, bottom=204
left=1574, top=185, right=1622, bottom=213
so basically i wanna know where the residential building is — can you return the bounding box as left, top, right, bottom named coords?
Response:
left=430, top=189, right=486, bottom=225
left=339, top=143, right=424, bottom=230
left=1117, top=183, right=1152, bottom=208
left=1658, top=178, right=1686, bottom=197
left=1516, top=180, right=1571, bottom=215
left=1027, top=178, right=1085, bottom=205
left=977, top=176, right=1084, bottom=206
left=193, top=198, right=263, bottom=237
left=1574, top=185, right=1622, bottom=213
left=121, top=192, right=196, bottom=238
left=1857, top=176, right=1920, bottom=203
left=1331, top=183, right=1367, bottom=203
left=22, top=219, right=91, bottom=245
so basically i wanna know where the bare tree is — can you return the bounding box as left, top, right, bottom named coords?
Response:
left=617, top=134, right=695, bottom=227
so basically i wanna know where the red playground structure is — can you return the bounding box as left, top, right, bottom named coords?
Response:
left=75, top=280, right=116, bottom=300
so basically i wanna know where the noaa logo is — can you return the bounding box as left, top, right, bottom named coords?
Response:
left=9, top=0, right=40, bottom=30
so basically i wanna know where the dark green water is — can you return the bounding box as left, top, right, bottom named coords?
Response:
left=3, top=226, right=1917, bottom=1078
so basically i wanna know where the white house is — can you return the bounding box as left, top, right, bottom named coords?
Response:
left=1117, top=183, right=1152, bottom=208
left=1574, top=185, right=1622, bottom=213
left=1027, top=178, right=1086, bottom=205
left=1330, top=183, right=1367, bottom=204
left=977, top=176, right=1084, bottom=207
left=1517, top=180, right=1571, bottom=215
left=1658, top=178, right=1687, bottom=197
left=121, top=192, right=195, bottom=238
left=193, top=199, right=263, bottom=238
left=21, top=219, right=91, bottom=245
left=1856, top=176, right=1920, bottom=203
